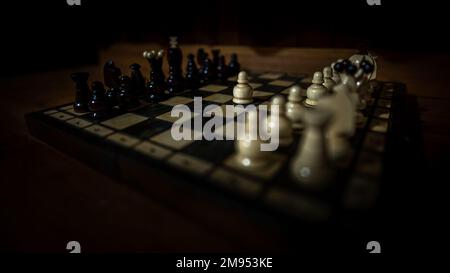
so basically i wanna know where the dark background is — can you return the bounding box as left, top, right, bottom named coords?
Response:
left=2, top=0, right=448, bottom=76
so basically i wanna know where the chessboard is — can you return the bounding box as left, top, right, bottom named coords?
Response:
left=25, top=70, right=407, bottom=245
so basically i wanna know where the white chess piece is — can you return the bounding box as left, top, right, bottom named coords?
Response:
left=290, top=108, right=334, bottom=189
left=318, top=83, right=356, bottom=162
left=233, top=71, right=253, bottom=104
left=235, top=109, right=268, bottom=169
left=305, top=72, right=328, bottom=107
left=340, top=71, right=365, bottom=124
left=286, top=85, right=305, bottom=130
left=269, top=95, right=293, bottom=146
left=322, top=67, right=336, bottom=92
left=349, top=53, right=377, bottom=80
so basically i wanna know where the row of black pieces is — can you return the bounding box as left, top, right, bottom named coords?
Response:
left=333, top=58, right=374, bottom=75
left=72, top=68, right=144, bottom=118
left=142, top=48, right=240, bottom=99
left=194, top=48, right=241, bottom=82
left=164, top=48, right=241, bottom=93
left=71, top=47, right=242, bottom=116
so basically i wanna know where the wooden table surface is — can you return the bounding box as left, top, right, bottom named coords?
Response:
left=1, top=44, right=449, bottom=252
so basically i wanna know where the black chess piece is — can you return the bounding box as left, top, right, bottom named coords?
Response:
left=216, top=55, right=228, bottom=81
left=129, top=63, right=146, bottom=97
left=89, top=81, right=109, bottom=118
left=211, top=49, right=220, bottom=69
left=345, top=63, right=358, bottom=75
left=105, top=85, right=119, bottom=109
left=155, top=50, right=167, bottom=88
left=103, top=60, right=122, bottom=89
left=185, top=53, right=199, bottom=89
left=333, top=61, right=345, bottom=73
left=71, top=72, right=91, bottom=113
left=228, top=53, right=241, bottom=76
left=198, top=52, right=208, bottom=76
left=118, top=75, right=140, bottom=109
left=167, top=37, right=184, bottom=94
left=360, top=59, right=374, bottom=74
left=197, top=48, right=206, bottom=67
left=144, top=50, right=166, bottom=102
left=200, top=57, right=216, bottom=83
left=341, top=59, right=352, bottom=70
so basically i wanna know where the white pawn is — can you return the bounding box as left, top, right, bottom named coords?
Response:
left=233, top=71, right=253, bottom=104
left=268, top=95, right=293, bottom=146
left=286, top=85, right=305, bottom=130
left=235, top=109, right=268, bottom=169
left=322, top=67, right=336, bottom=92
left=304, top=72, right=328, bottom=107
left=290, top=108, right=334, bottom=189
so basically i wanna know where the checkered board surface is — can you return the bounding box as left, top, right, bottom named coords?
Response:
left=26, top=71, right=404, bottom=223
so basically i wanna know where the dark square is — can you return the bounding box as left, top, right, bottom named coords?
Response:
left=182, top=139, right=235, bottom=164
left=134, top=103, right=173, bottom=118
left=257, top=84, right=287, bottom=93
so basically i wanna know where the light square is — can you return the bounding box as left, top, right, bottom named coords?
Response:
left=258, top=73, right=283, bottom=80
left=168, top=153, right=213, bottom=175
left=84, top=124, right=114, bottom=137
left=107, top=133, right=140, bottom=148
left=268, top=80, right=295, bottom=87
left=159, top=96, right=193, bottom=106
left=66, top=118, right=92, bottom=128
left=150, top=129, right=195, bottom=150
left=204, top=94, right=233, bottom=104
left=49, top=112, right=74, bottom=121
left=134, top=141, right=173, bottom=160
left=156, top=111, right=200, bottom=123
left=101, top=113, right=148, bottom=130
left=199, top=84, right=229, bottom=93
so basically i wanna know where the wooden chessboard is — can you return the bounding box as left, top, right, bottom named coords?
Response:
left=25, top=71, right=406, bottom=241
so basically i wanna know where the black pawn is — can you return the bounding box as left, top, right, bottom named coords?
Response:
left=198, top=52, right=208, bottom=76
left=103, top=60, right=122, bottom=89
left=197, top=48, right=206, bottom=67
left=118, top=75, right=140, bottom=109
left=71, top=72, right=91, bottom=113
left=333, top=61, right=345, bottom=73
left=216, top=55, right=228, bottom=81
left=228, top=53, right=241, bottom=76
left=129, top=63, right=146, bottom=97
left=360, top=59, right=374, bottom=74
left=342, top=59, right=352, bottom=70
left=200, top=57, right=216, bottom=83
left=211, top=49, right=220, bottom=69
left=345, top=64, right=358, bottom=75
left=105, top=85, right=119, bottom=109
left=185, top=54, right=199, bottom=89
left=89, top=81, right=108, bottom=118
